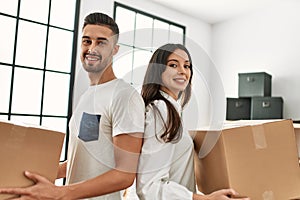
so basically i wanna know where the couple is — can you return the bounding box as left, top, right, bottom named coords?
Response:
left=0, top=12, right=249, bottom=200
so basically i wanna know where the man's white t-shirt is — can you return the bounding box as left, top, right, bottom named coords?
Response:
left=67, top=79, right=145, bottom=200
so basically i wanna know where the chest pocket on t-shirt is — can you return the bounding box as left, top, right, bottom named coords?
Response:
left=78, top=112, right=101, bottom=142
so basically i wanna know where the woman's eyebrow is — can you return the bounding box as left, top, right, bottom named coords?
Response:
left=167, top=59, right=190, bottom=63
left=167, top=59, right=179, bottom=62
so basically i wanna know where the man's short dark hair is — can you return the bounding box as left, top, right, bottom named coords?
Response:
left=83, top=12, right=119, bottom=42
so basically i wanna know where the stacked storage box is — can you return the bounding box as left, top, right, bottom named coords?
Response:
left=226, top=72, right=283, bottom=120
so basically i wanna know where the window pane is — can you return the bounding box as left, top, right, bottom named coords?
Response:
left=113, top=45, right=133, bottom=84
left=12, top=68, right=43, bottom=114
left=132, top=49, right=152, bottom=86
left=46, top=27, right=73, bottom=72
left=0, top=65, right=12, bottom=113
left=0, top=0, right=18, bottom=16
left=0, top=115, right=8, bottom=120
left=50, top=0, right=76, bottom=30
left=10, top=115, right=40, bottom=125
left=42, top=117, right=67, bottom=133
left=135, top=14, right=153, bottom=48
left=153, top=20, right=169, bottom=48
left=170, top=25, right=184, bottom=44
left=15, top=20, right=47, bottom=69
left=43, top=72, right=70, bottom=116
left=19, top=0, right=49, bottom=23
left=0, top=16, right=16, bottom=64
left=116, top=7, right=135, bottom=46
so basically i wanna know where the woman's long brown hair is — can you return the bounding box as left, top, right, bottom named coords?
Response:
left=141, top=43, right=193, bottom=143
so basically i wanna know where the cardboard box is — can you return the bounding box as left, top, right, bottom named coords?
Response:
left=0, top=120, right=65, bottom=200
left=294, top=123, right=300, bottom=158
left=190, top=119, right=300, bottom=200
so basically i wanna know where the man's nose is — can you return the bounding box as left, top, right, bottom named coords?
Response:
left=88, top=41, right=98, bottom=53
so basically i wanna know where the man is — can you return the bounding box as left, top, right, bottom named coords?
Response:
left=0, top=12, right=145, bottom=199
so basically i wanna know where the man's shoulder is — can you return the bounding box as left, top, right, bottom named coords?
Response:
left=114, top=79, right=140, bottom=96
left=115, top=79, right=135, bottom=89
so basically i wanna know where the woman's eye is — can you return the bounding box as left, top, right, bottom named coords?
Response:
left=184, top=65, right=190, bottom=69
left=169, top=64, right=177, bottom=68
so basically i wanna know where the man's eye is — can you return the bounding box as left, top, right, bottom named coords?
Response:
left=82, top=40, right=91, bottom=45
left=98, top=41, right=107, bottom=46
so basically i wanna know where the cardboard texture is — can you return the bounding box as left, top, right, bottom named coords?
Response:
left=190, top=119, right=300, bottom=200
left=0, top=120, right=65, bottom=200
left=294, top=123, right=300, bottom=158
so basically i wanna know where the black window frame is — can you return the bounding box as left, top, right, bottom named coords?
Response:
left=0, top=0, right=81, bottom=167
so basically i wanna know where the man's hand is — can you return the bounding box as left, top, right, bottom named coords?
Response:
left=0, top=133, right=143, bottom=200
left=0, top=171, right=66, bottom=200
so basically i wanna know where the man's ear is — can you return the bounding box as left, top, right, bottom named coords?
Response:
left=113, top=44, right=120, bottom=56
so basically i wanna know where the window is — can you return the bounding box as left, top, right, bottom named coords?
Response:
left=0, top=0, right=80, bottom=185
left=113, top=2, right=186, bottom=89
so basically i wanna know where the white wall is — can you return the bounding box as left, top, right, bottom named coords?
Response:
left=72, top=0, right=114, bottom=108
left=74, top=0, right=213, bottom=127
left=212, top=0, right=300, bottom=120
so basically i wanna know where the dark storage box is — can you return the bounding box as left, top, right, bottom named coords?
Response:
left=251, top=97, right=283, bottom=119
left=226, top=98, right=251, bottom=120
left=238, top=72, right=272, bottom=97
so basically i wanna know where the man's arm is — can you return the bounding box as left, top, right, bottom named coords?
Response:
left=0, top=132, right=143, bottom=200
left=57, top=161, right=67, bottom=179
left=62, top=132, right=143, bottom=199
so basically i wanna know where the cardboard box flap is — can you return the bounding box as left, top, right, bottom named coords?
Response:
left=0, top=120, right=65, bottom=190
left=294, top=123, right=300, bottom=158
left=290, top=197, right=300, bottom=200
left=190, top=120, right=283, bottom=159
left=192, top=131, right=231, bottom=193
left=191, top=119, right=300, bottom=199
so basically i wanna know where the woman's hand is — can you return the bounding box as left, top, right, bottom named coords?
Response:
left=193, top=189, right=250, bottom=200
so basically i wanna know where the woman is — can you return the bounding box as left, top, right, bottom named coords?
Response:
left=136, top=43, right=249, bottom=200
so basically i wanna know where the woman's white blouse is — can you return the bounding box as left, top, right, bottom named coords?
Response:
left=136, top=92, right=196, bottom=200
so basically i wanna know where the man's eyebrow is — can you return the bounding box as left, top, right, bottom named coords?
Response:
left=82, top=36, right=108, bottom=41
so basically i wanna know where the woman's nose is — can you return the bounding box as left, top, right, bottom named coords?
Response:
left=177, top=65, right=186, bottom=74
